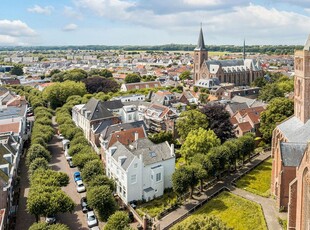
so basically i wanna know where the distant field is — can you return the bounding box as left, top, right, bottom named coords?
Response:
left=236, top=158, right=272, bottom=197
left=208, top=51, right=230, bottom=56
left=172, top=191, right=267, bottom=230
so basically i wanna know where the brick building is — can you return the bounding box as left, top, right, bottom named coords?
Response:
left=193, top=27, right=264, bottom=86
left=271, top=35, right=310, bottom=229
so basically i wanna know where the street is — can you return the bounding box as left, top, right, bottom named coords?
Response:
left=48, top=128, right=89, bottom=230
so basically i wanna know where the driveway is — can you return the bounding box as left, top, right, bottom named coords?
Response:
left=48, top=131, right=89, bottom=229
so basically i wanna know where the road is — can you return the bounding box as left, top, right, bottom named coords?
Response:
left=48, top=121, right=89, bottom=230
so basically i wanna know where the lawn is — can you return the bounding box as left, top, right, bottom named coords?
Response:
left=136, top=191, right=177, bottom=218
left=236, top=158, right=272, bottom=197
left=172, top=191, right=267, bottom=230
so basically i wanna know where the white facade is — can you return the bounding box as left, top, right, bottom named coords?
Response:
left=111, top=94, right=145, bottom=103
left=106, top=141, right=175, bottom=204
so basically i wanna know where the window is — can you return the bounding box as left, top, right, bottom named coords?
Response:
left=131, top=174, right=137, bottom=184
left=156, top=173, right=161, bottom=182
left=128, top=114, right=132, bottom=120
left=134, top=163, right=138, bottom=168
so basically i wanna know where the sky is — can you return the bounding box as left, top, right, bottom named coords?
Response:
left=1, top=0, right=310, bottom=46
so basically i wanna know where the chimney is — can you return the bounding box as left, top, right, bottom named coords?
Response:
left=134, top=131, right=139, bottom=149
left=170, top=144, right=174, bottom=156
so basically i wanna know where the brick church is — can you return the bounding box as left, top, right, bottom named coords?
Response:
left=271, top=35, right=310, bottom=230
left=193, top=28, right=264, bottom=86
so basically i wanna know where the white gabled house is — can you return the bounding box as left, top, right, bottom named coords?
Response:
left=106, top=138, right=175, bottom=204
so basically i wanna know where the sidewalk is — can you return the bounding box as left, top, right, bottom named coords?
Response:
left=157, top=152, right=271, bottom=229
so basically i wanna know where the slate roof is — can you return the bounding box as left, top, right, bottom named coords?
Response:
left=100, top=121, right=146, bottom=140
left=280, top=142, right=307, bottom=167
left=93, top=119, right=115, bottom=134
left=110, top=142, right=135, bottom=170
left=82, top=98, right=114, bottom=120
left=132, top=138, right=173, bottom=166
left=194, top=27, right=207, bottom=51
left=102, top=100, right=124, bottom=110
left=277, top=116, right=310, bottom=142
left=226, top=102, right=249, bottom=115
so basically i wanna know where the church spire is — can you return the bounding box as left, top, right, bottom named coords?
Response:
left=195, top=25, right=207, bottom=51
left=243, top=39, right=246, bottom=60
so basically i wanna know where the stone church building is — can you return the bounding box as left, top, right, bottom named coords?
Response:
left=271, top=35, right=310, bottom=230
left=193, top=28, right=264, bottom=86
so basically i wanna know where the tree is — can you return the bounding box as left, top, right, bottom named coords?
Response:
left=104, top=211, right=130, bottom=230
left=180, top=128, right=220, bottom=162
left=237, top=133, right=255, bottom=164
left=47, top=69, right=61, bottom=78
left=30, top=169, right=69, bottom=187
left=87, top=174, right=115, bottom=191
left=10, top=64, right=24, bottom=76
left=179, top=70, right=191, bottom=80
left=72, top=152, right=99, bottom=168
left=124, top=73, right=141, bottom=83
left=223, top=139, right=239, bottom=171
left=171, top=215, right=232, bottom=230
left=88, top=68, right=113, bottom=78
left=63, top=69, right=88, bottom=82
left=260, top=97, right=294, bottom=142
left=252, top=76, right=268, bottom=88
left=83, top=77, right=119, bottom=94
left=176, top=110, right=208, bottom=141
left=201, top=104, right=235, bottom=143
left=81, top=160, right=104, bottom=183
left=87, top=185, right=118, bottom=221
left=148, top=131, right=174, bottom=144
left=258, top=83, right=284, bottom=102
left=29, top=222, right=70, bottom=230
left=172, top=167, right=191, bottom=198
left=28, top=158, right=49, bottom=176
left=26, top=144, right=51, bottom=166
left=42, top=81, right=87, bottom=109
left=27, top=186, right=74, bottom=222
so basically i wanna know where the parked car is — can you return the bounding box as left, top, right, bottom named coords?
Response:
left=87, top=211, right=98, bottom=228
left=45, top=215, right=56, bottom=224
left=26, top=112, right=34, bottom=117
left=58, top=133, right=64, bottom=140
left=129, top=200, right=137, bottom=209
left=81, top=197, right=88, bottom=213
left=73, top=172, right=82, bottom=182
left=67, top=158, right=75, bottom=168
left=76, top=180, right=86, bottom=193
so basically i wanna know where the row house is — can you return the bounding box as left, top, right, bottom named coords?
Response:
left=120, top=81, right=161, bottom=92
left=106, top=138, right=175, bottom=204
left=230, top=106, right=265, bottom=137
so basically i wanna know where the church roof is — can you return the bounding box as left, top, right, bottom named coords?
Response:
left=277, top=116, right=310, bottom=143
left=280, top=142, right=307, bottom=167
left=194, top=28, right=207, bottom=51
left=205, top=59, right=261, bottom=72
left=304, top=34, right=310, bottom=51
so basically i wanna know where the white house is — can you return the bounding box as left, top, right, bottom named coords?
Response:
left=111, top=94, right=145, bottom=103
left=106, top=138, right=175, bottom=203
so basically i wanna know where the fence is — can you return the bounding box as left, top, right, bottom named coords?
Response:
left=162, top=187, right=231, bottom=230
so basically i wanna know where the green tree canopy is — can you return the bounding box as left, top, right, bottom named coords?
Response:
left=88, top=68, right=113, bottom=78
left=180, top=127, right=220, bottom=162
left=10, top=64, right=24, bottom=76
left=87, top=185, right=118, bottom=221
left=81, top=159, right=104, bottom=183
left=260, top=97, right=294, bottom=142
left=258, top=83, right=284, bottom=102
left=30, top=169, right=69, bottom=188
left=29, top=222, right=70, bottom=230
left=26, top=144, right=51, bottom=166
left=179, top=70, right=191, bottom=80
left=28, top=157, right=49, bottom=176
left=87, top=174, right=115, bottom=191
left=42, top=81, right=87, bottom=109
left=176, top=110, right=208, bottom=140
left=124, top=73, right=141, bottom=83
left=104, top=211, right=130, bottom=230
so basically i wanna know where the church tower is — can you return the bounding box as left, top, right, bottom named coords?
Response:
left=193, top=27, right=208, bottom=83
left=294, top=35, right=310, bottom=123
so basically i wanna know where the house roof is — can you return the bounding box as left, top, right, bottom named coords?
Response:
left=132, top=138, right=173, bottom=166
left=225, top=102, right=249, bottom=115
left=110, top=142, right=135, bottom=170
left=107, top=126, right=146, bottom=148
left=82, top=98, right=114, bottom=120
left=280, top=142, right=307, bottom=167
left=0, top=122, right=20, bottom=133
left=100, top=121, right=146, bottom=140
left=238, top=122, right=252, bottom=133
left=102, top=100, right=124, bottom=110
left=123, top=81, right=161, bottom=91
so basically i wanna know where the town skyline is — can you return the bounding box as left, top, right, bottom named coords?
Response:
left=1, top=0, right=310, bottom=47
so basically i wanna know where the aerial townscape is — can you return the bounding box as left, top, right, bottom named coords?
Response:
left=0, top=1, right=309, bottom=230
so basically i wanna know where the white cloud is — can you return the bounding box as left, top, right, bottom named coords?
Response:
left=0, top=20, right=36, bottom=46
left=0, top=20, right=36, bottom=37
left=63, top=6, right=83, bottom=19
left=27, top=5, right=54, bottom=15
left=183, top=0, right=222, bottom=6
left=63, top=23, right=78, bottom=31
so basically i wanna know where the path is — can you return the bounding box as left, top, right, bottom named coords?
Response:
left=158, top=152, right=274, bottom=229
left=228, top=186, right=286, bottom=230
left=15, top=153, right=35, bottom=230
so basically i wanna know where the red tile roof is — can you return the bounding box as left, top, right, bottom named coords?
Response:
left=0, top=122, right=20, bottom=133
left=238, top=122, right=252, bottom=133
left=107, top=127, right=146, bottom=148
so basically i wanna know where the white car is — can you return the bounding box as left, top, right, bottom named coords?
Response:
left=58, top=134, right=65, bottom=140
left=87, top=211, right=98, bottom=228
left=76, top=180, right=86, bottom=193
